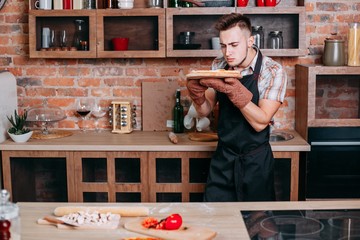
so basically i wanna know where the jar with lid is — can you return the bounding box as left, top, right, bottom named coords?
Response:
left=178, top=32, right=195, bottom=45
left=0, top=189, right=20, bottom=240
left=323, top=39, right=345, bottom=66
left=267, top=31, right=283, bottom=49
left=73, top=20, right=88, bottom=51
left=251, top=26, right=264, bottom=49
left=348, top=22, right=360, bottom=66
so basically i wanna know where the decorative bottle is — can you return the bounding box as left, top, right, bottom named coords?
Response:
left=173, top=89, right=184, bottom=133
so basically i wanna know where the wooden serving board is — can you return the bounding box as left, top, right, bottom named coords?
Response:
left=31, top=130, right=73, bottom=139
left=186, top=70, right=241, bottom=80
left=124, top=220, right=217, bottom=240
left=188, top=132, right=218, bottom=142
left=37, top=217, right=120, bottom=230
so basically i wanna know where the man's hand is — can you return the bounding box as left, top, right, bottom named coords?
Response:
left=200, top=77, right=253, bottom=109
left=186, top=79, right=208, bottom=106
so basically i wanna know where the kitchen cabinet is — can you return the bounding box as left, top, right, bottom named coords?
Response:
left=0, top=131, right=309, bottom=202
left=96, top=9, right=166, bottom=58
left=295, top=64, right=360, bottom=140
left=166, top=6, right=306, bottom=58
left=28, top=0, right=306, bottom=58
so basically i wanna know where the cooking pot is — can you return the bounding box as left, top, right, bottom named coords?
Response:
left=180, top=0, right=233, bottom=7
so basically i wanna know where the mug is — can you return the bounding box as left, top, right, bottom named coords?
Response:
left=63, top=0, right=72, bottom=9
left=112, top=38, right=129, bottom=50
left=237, top=0, right=248, bottom=7
left=256, top=0, right=265, bottom=6
left=265, top=0, right=281, bottom=7
left=211, top=37, right=221, bottom=50
left=53, top=0, right=63, bottom=9
left=35, top=0, right=52, bottom=9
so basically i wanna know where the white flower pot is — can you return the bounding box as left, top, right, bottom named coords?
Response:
left=7, top=131, right=33, bottom=143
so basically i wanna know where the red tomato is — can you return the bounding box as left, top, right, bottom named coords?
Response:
left=164, top=214, right=182, bottom=230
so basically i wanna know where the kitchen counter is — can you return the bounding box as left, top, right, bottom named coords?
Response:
left=0, top=129, right=310, bottom=152
left=18, top=200, right=360, bottom=240
left=0, top=129, right=310, bottom=202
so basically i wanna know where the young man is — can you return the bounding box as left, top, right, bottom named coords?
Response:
left=187, top=13, right=287, bottom=202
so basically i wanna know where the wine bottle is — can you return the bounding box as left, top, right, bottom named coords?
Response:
left=173, top=89, right=184, bottom=133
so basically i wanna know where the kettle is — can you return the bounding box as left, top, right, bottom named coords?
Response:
left=323, top=39, right=345, bottom=66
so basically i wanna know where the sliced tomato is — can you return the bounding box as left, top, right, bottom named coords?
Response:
left=141, top=217, right=158, bottom=228
left=163, top=213, right=182, bottom=230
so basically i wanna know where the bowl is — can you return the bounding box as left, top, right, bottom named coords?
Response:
left=118, top=0, right=134, bottom=9
left=8, top=131, right=33, bottom=143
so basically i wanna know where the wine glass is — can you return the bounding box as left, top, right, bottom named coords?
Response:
left=60, top=30, right=68, bottom=49
left=91, top=101, right=107, bottom=132
left=76, top=99, right=92, bottom=131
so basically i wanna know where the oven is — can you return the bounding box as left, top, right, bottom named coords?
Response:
left=306, top=127, right=360, bottom=199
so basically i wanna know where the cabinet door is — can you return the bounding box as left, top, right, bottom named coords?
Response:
left=1, top=151, right=72, bottom=202
left=29, top=10, right=97, bottom=58
left=148, top=151, right=212, bottom=202
left=73, top=151, right=149, bottom=202
left=96, top=9, right=166, bottom=58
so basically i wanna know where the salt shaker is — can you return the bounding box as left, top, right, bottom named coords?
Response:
left=0, top=190, right=20, bottom=240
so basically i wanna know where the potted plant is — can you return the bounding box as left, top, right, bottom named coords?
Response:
left=6, top=110, right=33, bottom=143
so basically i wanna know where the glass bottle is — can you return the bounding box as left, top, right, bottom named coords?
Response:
left=251, top=26, right=264, bottom=49
left=348, top=22, right=360, bottom=66
left=173, top=89, right=184, bottom=133
left=267, top=31, right=283, bottom=49
left=73, top=19, right=88, bottom=51
left=0, top=190, right=20, bottom=240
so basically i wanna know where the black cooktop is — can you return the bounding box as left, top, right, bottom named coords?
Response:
left=241, top=209, right=360, bottom=240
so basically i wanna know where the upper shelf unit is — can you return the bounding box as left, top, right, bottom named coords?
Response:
left=166, top=7, right=306, bottom=58
left=295, top=64, right=360, bottom=140
left=96, top=9, right=166, bottom=58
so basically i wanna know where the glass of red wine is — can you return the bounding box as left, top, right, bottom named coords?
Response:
left=76, top=98, right=92, bottom=131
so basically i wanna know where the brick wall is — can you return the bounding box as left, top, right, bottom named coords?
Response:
left=1, top=0, right=359, bottom=131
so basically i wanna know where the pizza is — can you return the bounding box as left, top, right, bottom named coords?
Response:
left=186, top=69, right=241, bottom=80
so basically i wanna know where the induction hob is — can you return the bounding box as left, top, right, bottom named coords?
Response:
left=241, top=209, right=360, bottom=240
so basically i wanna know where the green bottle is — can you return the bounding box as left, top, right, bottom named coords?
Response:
left=173, top=89, right=184, bottom=133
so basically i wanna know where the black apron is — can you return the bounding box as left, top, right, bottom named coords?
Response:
left=204, top=51, right=275, bottom=202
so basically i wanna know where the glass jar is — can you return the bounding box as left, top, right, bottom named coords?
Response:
left=73, top=19, right=88, bottom=51
left=178, top=31, right=195, bottom=45
left=348, top=22, right=360, bottom=66
left=251, top=26, right=264, bottom=49
left=323, top=39, right=345, bottom=66
left=267, top=31, right=283, bottom=49
left=0, top=190, right=20, bottom=240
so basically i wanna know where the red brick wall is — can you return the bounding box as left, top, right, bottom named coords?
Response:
left=1, top=0, right=359, bottom=131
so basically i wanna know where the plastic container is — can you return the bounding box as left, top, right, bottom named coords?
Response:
left=0, top=190, right=20, bottom=240
left=348, top=22, right=360, bottom=66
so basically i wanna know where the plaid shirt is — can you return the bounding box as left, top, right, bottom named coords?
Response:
left=211, top=47, right=287, bottom=103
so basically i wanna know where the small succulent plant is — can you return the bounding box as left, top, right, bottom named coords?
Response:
left=7, top=110, right=31, bottom=135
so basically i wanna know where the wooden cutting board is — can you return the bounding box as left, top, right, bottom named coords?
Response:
left=188, top=132, right=218, bottom=142
left=142, top=81, right=179, bottom=131
left=125, top=220, right=216, bottom=240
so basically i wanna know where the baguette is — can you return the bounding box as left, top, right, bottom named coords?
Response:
left=53, top=206, right=149, bottom=217
left=186, top=69, right=241, bottom=80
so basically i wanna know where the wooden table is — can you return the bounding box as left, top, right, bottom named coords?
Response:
left=18, top=201, right=360, bottom=240
left=1, top=130, right=310, bottom=201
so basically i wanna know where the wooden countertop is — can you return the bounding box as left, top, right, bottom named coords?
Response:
left=0, top=130, right=310, bottom=152
left=18, top=200, right=360, bottom=240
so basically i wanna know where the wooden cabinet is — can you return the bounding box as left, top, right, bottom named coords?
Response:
left=295, top=64, right=360, bottom=140
left=28, top=1, right=306, bottom=58
left=96, top=9, right=166, bottom=58
left=166, top=6, right=306, bottom=58
left=29, top=10, right=97, bottom=58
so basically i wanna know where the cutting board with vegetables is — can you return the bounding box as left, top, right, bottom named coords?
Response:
left=124, top=220, right=217, bottom=240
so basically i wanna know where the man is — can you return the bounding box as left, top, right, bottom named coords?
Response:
left=187, top=13, right=287, bottom=202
